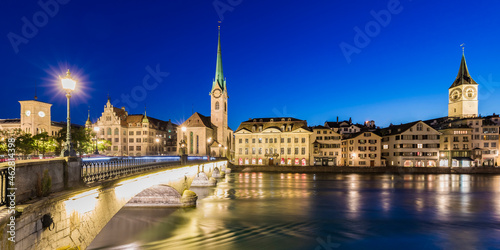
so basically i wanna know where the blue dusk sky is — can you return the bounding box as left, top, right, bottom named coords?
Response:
left=0, top=0, right=499, bottom=130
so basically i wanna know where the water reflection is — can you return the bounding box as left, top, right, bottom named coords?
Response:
left=90, top=173, right=500, bottom=249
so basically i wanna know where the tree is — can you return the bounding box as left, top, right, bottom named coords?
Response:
left=33, top=132, right=57, bottom=157
left=16, top=133, right=35, bottom=158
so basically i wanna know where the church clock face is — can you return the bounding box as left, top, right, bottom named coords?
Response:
left=463, top=86, right=477, bottom=99
left=38, top=111, right=45, bottom=117
left=449, top=89, right=462, bottom=102
left=213, top=89, right=221, bottom=98
left=25, top=110, right=31, bottom=117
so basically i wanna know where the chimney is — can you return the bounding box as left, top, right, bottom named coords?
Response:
left=336, top=116, right=339, bottom=123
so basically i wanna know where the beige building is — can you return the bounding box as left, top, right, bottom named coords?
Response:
left=0, top=98, right=64, bottom=137
left=380, top=121, right=440, bottom=167
left=438, top=125, right=473, bottom=167
left=234, top=117, right=312, bottom=166
left=341, top=131, right=382, bottom=167
left=311, top=125, right=341, bottom=166
left=177, top=27, right=233, bottom=158
left=89, top=98, right=177, bottom=156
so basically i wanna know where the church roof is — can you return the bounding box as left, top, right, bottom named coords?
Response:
left=450, top=53, right=477, bottom=88
left=182, top=112, right=213, bottom=128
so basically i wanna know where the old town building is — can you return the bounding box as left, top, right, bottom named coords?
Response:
left=311, top=125, right=342, bottom=166
left=89, top=98, right=177, bottom=156
left=379, top=121, right=441, bottom=167
left=341, top=131, right=382, bottom=167
left=234, top=117, right=312, bottom=165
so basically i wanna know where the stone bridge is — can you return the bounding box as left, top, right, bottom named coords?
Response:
left=0, top=157, right=229, bottom=250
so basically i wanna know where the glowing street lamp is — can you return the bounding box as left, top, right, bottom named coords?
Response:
left=206, top=137, right=212, bottom=159
left=155, top=138, right=160, bottom=155
left=61, top=69, right=76, bottom=157
left=93, top=126, right=100, bottom=155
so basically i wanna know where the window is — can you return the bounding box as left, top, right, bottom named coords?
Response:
left=287, top=148, right=291, bottom=154
left=294, top=148, right=299, bottom=154
left=294, top=138, right=299, bottom=143
left=281, top=148, right=285, bottom=154
left=114, top=128, right=119, bottom=135
left=115, top=138, right=119, bottom=142
left=302, top=138, right=306, bottom=143
left=129, top=146, right=134, bottom=151
left=136, top=146, right=141, bottom=151
left=383, top=145, right=388, bottom=149
left=136, top=131, right=141, bottom=135
left=258, top=138, right=262, bottom=143
left=492, top=142, right=497, bottom=148
left=136, top=138, right=141, bottom=142
left=484, top=142, right=489, bottom=147
left=107, top=128, right=112, bottom=135
left=252, top=148, right=256, bottom=154
left=252, top=138, right=256, bottom=143
left=245, top=148, right=248, bottom=155
left=281, top=138, right=285, bottom=143
left=287, top=138, right=291, bottom=143
left=113, top=146, right=118, bottom=151
left=129, top=131, right=134, bottom=135
left=416, top=123, right=423, bottom=131
left=215, top=101, right=220, bottom=110
left=301, top=147, right=306, bottom=155
left=417, top=144, right=423, bottom=148
left=238, top=148, right=242, bottom=154
left=258, top=148, right=262, bottom=154
left=265, top=138, right=268, bottom=143
left=239, top=138, right=242, bottom=144
left=245, top=138, right=249, bottom=143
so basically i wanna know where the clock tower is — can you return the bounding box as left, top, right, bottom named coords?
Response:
left=448, top=51, right=478, bottom=118
left=19, top=100, right=52, bottom=134
left=210, top=26, right=229, bottom=147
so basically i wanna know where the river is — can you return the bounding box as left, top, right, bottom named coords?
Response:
left=88, top=172, right=500, bottom=249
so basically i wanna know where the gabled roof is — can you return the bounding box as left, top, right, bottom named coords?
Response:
left=342, top=130, right=381, bottom=140
left=378, top=121, right=421, bottom=136
left=450, top=53, right=477, bottom=88
left=181, top=112, right=213, bottom=128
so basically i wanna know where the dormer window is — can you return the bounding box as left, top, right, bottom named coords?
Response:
left=281, top=118, right=285, bottom=121
left=270, top=118, right=274, bottom=122
left=252, top=125, right=256, bottom=132
left=259, top=126, right=263, bottom=132
left=288, top=118, right=291, bottom=121
left=259, top=119, right=263, bottom=122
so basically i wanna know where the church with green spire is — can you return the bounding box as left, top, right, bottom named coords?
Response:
left=177, top=26, right=233, bottom=158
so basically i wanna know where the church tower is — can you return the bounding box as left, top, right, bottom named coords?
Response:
left=448, top=50, right=478, bottom=118
left=210, top=26, right=228, bottom=147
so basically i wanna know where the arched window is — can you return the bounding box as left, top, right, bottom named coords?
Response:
left=224, top=102, right=227, bottom=111
left=114, top=128, right=119, bottom=135
left=107, top=128, right=112, bottom=135
left=215, top=101, right=220, bottom=110
left=190, top=132, right=193, bottom=154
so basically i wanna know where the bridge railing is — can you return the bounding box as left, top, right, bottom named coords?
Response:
left=81, top=158, right=181, bottom=183
left=0, top=168, right=8, bottom=206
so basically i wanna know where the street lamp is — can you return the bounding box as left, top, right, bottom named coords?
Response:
left=207, top=137, right=212, bottom=160
left=218, top=144, right=222, bottom=157
left=155, top=138, right=160, bottom=155
left=224, top=146, right=228, bottom=158
left=93, top=126, right=100, bottom=155
left=60, top=69, right=76, bottom=157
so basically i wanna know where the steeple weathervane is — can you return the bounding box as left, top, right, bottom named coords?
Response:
left=460, top=43, right=465, bottom=54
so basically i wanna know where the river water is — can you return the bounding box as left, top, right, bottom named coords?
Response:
left=89, top=172, right=500, bottom=250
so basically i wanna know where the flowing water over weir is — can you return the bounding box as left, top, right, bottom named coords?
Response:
left=89, top=173, right=500, bottom=250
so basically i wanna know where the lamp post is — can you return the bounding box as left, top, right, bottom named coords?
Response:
left=60, top=69, right=76, bottom=157
left=155, top=138, right=160, bottom=155
left=218, top=144, right=222, bottom=157
left=207, top=137, right=212, bottom=160
left=93, top=126, right=100, bottom=155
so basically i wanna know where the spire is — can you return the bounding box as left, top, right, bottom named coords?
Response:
left=34, top=81, right=38, bottom=100
left=450, top=46, right=477, bottom=88
left=142, top=105, right=149, bottom=123
left=86, top=107, right=92, bottom=126
left=212, top=23, right=226, bottom=92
